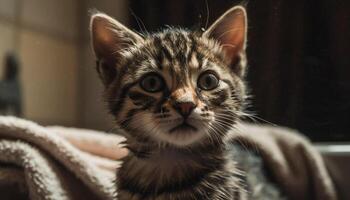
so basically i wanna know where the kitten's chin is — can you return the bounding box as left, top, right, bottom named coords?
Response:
left=155, top=125, right=207, bottom=147
left=159, top=130, right=205, bottom=147
left=128, top=114, right=208, bottom=146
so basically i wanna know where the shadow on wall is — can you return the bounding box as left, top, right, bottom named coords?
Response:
left=0, top=52, right=22, bottom=116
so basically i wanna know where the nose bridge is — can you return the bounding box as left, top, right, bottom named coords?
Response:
left=171, top=86, right=195, bottom=103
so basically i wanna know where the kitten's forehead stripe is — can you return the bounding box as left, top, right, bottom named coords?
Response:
left=153, top=36, right=173, bottom=61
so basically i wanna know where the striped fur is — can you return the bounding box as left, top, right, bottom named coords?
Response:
left=91, top=6, right=249, bottom=200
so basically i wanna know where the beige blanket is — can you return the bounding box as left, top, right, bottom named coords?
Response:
left=0, top=116, right=127, bottom=200
left=0, top=116, right=337, bottom=200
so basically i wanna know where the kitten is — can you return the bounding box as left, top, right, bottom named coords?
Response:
left=90, top=6, right=249, bottom=200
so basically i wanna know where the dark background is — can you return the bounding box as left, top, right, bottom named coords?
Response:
left=128, top=0, right=350, bottom=142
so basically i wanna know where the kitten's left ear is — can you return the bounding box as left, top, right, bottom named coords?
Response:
left=204, top=6, right=247, bottom=76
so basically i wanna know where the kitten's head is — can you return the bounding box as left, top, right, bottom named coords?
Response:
left=90, top=6, right=248, bottom=147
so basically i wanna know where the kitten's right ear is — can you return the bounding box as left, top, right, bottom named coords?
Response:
left=90, top=13, right=143, bottom=86
left=203, top=6, right=247, bottom=77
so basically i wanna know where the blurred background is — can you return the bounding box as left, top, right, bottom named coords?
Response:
left=0, top=0, right=349, bottom=141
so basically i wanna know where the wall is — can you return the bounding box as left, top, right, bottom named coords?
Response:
left=0, top=0, right=128, bottom=128
left=0, top=0, right=80, bottom=125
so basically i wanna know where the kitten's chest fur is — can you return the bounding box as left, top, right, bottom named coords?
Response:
left=116, top=145, right=246, bottom=200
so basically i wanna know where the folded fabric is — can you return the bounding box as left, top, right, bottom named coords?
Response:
left=231, top=123, right=337, bottom=200
left=0, top=116, right=126, bottom=200
left=0, top=116, right=337, bottom=200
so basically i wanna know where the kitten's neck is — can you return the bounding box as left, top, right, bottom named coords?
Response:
left=118, top=139, right=229, bottom=191
left=124, top=138, right=227, bottom=174
left=128, top=145, right=225, bottom=172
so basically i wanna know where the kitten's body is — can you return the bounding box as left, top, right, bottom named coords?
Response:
left=91, top=6, right=250, bottom=200
left=118, top=142, right=245, bottom=200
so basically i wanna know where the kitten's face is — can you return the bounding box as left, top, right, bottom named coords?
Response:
left=91, top=7, right=247, bottom=147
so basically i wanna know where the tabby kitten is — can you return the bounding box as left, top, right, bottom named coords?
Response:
left=91, top=6, right=248, bottom=200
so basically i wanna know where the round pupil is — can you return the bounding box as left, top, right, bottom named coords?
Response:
left=205, top=75, right=213, bottom=87
left=148, top=77, right=157, bottom=88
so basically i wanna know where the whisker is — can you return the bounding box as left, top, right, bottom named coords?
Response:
left=204, top=0, right=210, bottom=30
left=129, top=8, right=148, bottom=34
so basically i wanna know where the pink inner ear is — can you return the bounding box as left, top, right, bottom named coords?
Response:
left=92, top=16, right=120, bottom=59
left=220, top=23, right=245, bottom=63
left=225, top=15, right=245, bottom=51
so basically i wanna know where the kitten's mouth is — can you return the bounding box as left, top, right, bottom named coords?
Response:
left=169, top=122, right=197, bottom=133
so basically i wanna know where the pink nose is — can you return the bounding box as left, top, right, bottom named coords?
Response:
left=173, top=102, right=197, bottom=118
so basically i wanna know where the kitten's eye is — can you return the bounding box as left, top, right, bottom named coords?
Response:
left=140, top=73, right=164, bottom=93
left=198, top=71, right=219, bottom=90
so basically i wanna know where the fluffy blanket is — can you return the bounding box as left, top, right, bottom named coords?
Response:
left=0, top=116, right=126, bottom=200
left=0, top=116, right=337, bottom=200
